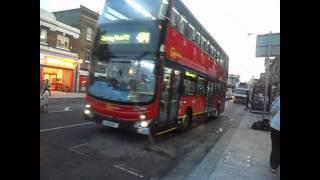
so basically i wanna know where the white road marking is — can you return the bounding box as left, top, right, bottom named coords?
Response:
left=49, top=110, right=72, bottom=113
left=40, top=122, right=95, bottom=132
left=70, top=143, right=88, bottom=149
left=113, top=164, right=144, bottom=178
left=69, top=147, right=85, bottom=156
left=64, top=106, right=71, bottom=111
left=69, top=143, right=89, bottom=156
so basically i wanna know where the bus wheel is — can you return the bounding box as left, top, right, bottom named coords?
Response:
left=179, top=111, right=192, bottom=132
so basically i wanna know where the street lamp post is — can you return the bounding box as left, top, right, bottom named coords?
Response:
left=262, top=31, right=272, bottom=120
left=248, top=31, right=273, bottom=120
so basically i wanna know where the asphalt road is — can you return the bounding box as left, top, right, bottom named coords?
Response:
left=40, top=99, right=243, bottom=180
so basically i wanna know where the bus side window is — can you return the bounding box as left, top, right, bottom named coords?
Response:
left=179, top=17, right=188, bottom=36
left=206, top=42, right=210, bottom=53
left=201, top=37, right=206, bottom=50
left=196, top=76, right=206, bottom=96
left=196, top=32, right=201, bottom=46
left=171, top=8, right=181, bottom=30
left=184, top=78, right=196, bottom=95
left=188, top=24, right=195, bottom=42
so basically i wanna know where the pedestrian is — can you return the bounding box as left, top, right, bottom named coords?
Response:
left=244, top=91, right=250, bottom=110
left=270, top=96, right=280, bottom=173
left=42, top=79, right=51, bottom=96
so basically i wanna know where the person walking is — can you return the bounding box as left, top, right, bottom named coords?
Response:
left=244, top=91, right=250, bottom=110
left=42, top=79, right=51, bottom=96
left=270, top=96, right=280, bottom=173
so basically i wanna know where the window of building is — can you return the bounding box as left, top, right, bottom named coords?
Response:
left=40, top=29, right=47, bottom=44
left=87, top=27, right=93, bottom=41
left=57, top=34, right=69, bottom=49
left=85, top=49, right=91, bottom=61
left=196, top=76, right=206, bottom=96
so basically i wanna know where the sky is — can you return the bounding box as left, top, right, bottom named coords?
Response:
left=40, top=0, right=280, bottom=82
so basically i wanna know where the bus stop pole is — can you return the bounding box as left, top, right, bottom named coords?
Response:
left=262, top=31, right=272, bottom=120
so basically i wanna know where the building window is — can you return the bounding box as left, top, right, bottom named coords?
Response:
left=87, top=27, right=93, bottom=41
left=57, top=34, right=69, bottom=49
left=85, top=49, right=91, bottom=61
left=40, top=29, right=47, bottom=44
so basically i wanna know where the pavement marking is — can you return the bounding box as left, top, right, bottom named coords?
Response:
left=113, top=164, right=144, bottom=178
left=48, top=110, right=72, bottom=113
left=64, top=106, right=71, bottom=111
left=69, top=143, right=89, bottom=156
left=40, top=122, right=95, bottom=132
left=70, top=143, right=88, bottom=149
left=69, top=147, right=85, bottom=156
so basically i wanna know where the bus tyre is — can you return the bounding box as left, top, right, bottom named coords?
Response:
left=179, top=111, right=192, bottom=132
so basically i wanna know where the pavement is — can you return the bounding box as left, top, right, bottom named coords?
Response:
left=182, top=109, right=280, bottom=180
left=47, top=91, right=86, bottom=99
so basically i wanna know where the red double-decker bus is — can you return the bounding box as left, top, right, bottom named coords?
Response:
left=84, top=0, right=229, bottom=135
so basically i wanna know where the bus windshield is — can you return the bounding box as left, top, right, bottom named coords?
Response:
left=88, top=55, right=156, bottom=103
left=234, top=89, right=248, bottom=95
left=99, top=0, right=169, bottom=23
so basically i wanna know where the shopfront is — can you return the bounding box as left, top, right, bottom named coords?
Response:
left=77, top=69, right=88, bottom=92
left=40, top=54, right=81, bottom=92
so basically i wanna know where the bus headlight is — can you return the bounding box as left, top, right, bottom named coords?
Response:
left=140, top=121, right=148, bottom=128
left=84, top=109, right=91, bottom=114
left=85, top=104, right=91, bottom=108
left=134, top=119, right=151, bottom=128
left=134, top=120, right=152, bottom=135
left=84, top=109, right=93, bottom=118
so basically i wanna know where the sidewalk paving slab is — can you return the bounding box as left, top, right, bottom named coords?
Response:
left=186, top=110, right=279, bottom=180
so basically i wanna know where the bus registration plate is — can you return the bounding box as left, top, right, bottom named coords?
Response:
left=102, top=120, right=119, bottom=128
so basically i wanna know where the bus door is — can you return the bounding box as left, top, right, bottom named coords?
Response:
left=205, top=81, right=214, bottom=115
left=159, top=66, right=181, bottom=125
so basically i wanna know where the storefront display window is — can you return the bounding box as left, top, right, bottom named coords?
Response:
left=42, top=67, right=73, bottom=92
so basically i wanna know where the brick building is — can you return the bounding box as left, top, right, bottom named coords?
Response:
left=40, top=8, right=81, bottom=92
left=53, top=5, right=99, bottom=92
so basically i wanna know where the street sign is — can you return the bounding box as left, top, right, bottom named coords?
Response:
left=255, top=33, right=280, bottom=57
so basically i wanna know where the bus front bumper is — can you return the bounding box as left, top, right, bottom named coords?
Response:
left=83, top=109, right=151, bottom=135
